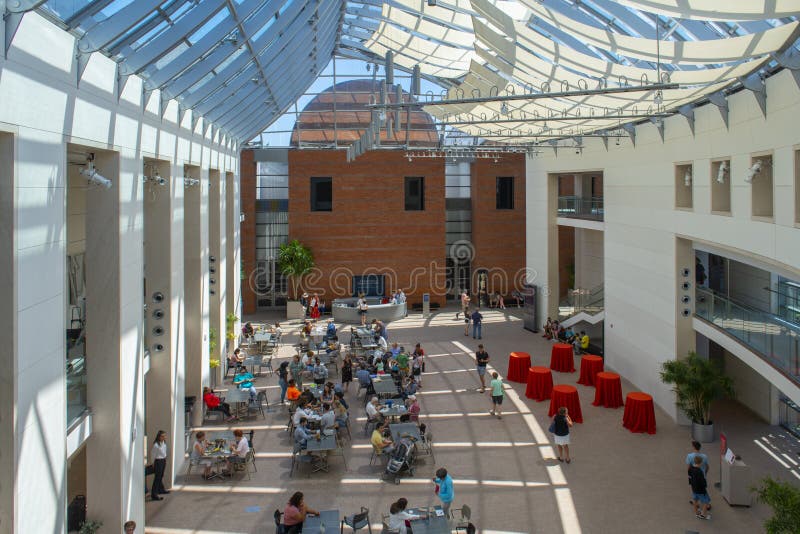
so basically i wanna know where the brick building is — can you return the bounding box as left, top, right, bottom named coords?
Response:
left=240, top=80, right=526, bottom=314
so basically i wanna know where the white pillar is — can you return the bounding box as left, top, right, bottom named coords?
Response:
left=226, top=170, right=241, bottom=322
left=526, top=163, right=559, bottom=325
left=85, top=149, right=145, bottom=531
left=184, top=164, right=209, bottom=427
left=144, top=159, right=185, bottom=487
left=208, top=169, right=226, bottom=385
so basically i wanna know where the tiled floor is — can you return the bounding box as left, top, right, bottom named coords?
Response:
left=145, top=307, right=799, bottom=533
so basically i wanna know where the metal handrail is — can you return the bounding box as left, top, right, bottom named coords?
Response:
left=557, top=196, right=604, bottom=221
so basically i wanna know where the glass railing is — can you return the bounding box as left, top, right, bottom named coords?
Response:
left=557, top=196, right=604, bottom=221
left=66, top=335, right=87, bottom=427
left=558, top=285, right=604, bottom=320
left=695, top=288, right=800, bottom=385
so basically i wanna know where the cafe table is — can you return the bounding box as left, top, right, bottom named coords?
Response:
left=302, top=509, right=340, bottom=533
left=379, top=403, right=408, bottom=422
left=577, top=355, right=604, bottom=386
left=623, top=392, right=657, bottom=434
left=252, top=332, right=274, bottom=353
left=592, top=372, right=624, bottom=408
left=550, top=344, right=576, bottom=373
left=372, top=378, right=399, bottom=396
left=525, top=366, right=553, bottom=402
left=408, top=505, right=450, bottom=534
left=507, top=352, right=531, bottom=382
left=304, top=433, right=345, bottom=472
left=242, top=355, right=263, bottom=376
left=224, top=388, right=251, bottom=418
left=548, top=384, right=583, bottom=423
left=389, top=423, right=421, bottom=443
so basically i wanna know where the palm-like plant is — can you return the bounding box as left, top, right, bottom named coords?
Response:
left=277, top=240, right=314, bottom=300
left=660, top=351, right=734, bottom=425
left=753, top=476, right=800, bottom=533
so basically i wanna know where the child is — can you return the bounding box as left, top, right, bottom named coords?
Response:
left=689, top=455, right=712, bottom=520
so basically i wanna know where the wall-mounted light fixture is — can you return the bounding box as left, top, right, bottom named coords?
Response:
left=684, top=168, right=692, bottom=187
left=716, top=161, right=728, bottom=184
left=745, top=160, right=763, bottom=183
left=81, top=154, right=112, bottom=189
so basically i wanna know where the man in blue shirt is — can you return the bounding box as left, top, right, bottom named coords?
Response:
left=324, top=319, right=337, bottom=342
left=233, top=369, right=257, bottom=398
left=471, top=308, right=483, bottom=340
left=685, top=440, right=710, bottom=509
left=293, top=417, right=313, bottom=450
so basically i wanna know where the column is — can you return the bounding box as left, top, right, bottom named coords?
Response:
left=184, top=164, right=209, bottom=427
left=526, top=166, right=558, bottom=325
left=144, top=159, right=185, bottom=488
left=85, top=149, right=146, bottom=531
left=226, top=170, right=241, bottom=327
left=208, top=169, right=226, bottom=385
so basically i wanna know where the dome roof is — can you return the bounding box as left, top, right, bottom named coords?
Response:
left=291, top=79, right=438, bottom=147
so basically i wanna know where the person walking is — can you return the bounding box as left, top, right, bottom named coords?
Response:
left=689, top=455, right=712, bottom=520
left=551, top=407, right=573, bottom=463
left=471, top=308, right=483, bottom=340
left=357, top=293, right=368, bottom=326
left=489, top=372, right=504, bottom=419
left=277, top=361, right=290, bottom=404
left=456, top=291, right=470, bottom=320
left=432, top=467, right=454, bottom=518
left=685, top=440, right=710, bottom=509
left=463, top=308, right=471, bottom=337
left=150, top=430, right=169, bottom=500
left=475, top=344, right=490, bottom=393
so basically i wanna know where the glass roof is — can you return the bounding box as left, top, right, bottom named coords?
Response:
left=31, top=0, right=800, bottom=143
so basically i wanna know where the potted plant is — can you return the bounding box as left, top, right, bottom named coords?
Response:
left=752, top=476, right=800, bottom=533
left=79, top=519, right=102, bottom=534
left=660, top=351, right=734, bottom=442
left=277, top=239, right=314, bottom=319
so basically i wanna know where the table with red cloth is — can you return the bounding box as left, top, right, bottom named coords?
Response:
left=550, top=344, right=575, bottom=373
left=623, top=392, right=657, bottom=434
left=525, top=366, right=553, bottom=402
left=507, top=352, right=531, bottom=382
left=592, top=372, right=624, bottom=408
left=577, top=355, right=604, bottom=386
left=548, top=384, right=583, bottom=423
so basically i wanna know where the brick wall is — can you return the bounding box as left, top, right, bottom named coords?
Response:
left=288, top=150, right=447, bottom=307
left=470, top=154, right=527, bottom=298
left=558, top=225, right=575, bottom=300
left=240, top=150, right=258, bottom=314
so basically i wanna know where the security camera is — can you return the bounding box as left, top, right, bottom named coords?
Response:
left=716, top=161, right=728, bottom=184
left=80, top=162, right=112, bottom=189
left=745, top=160, right=762, bottom=183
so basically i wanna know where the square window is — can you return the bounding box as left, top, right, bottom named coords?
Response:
left=310, top=177, right=332, bottom=211
left=711, top=159, right=731, bottom=214
left=750, top=155, right=773, bottom=219
left=675, top=163, right=693, bottom=209
left=405, top=176, right=425, bottom=211
left=496, top=177, right=514, bottom=209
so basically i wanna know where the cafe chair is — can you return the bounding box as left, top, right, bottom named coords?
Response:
left=248, top=391, right=267, bottom=419
left=260, top=354, right=275, bottom=376
left=290, top=444, right=322, bottom=478
left=379, top=522, right=399, bottom=534
left=341, top=507, right=372, bottom=534
left=185, top=456, right=201, bottom=476
left=202, top=404, right=224, bottom=423
left=369, top=443, right=389, bottom=466
left=450, top=504, right=472, bottom=531
left=362, top=417, right=379, bottom=437
left=273, top=509, right=286, bottom=534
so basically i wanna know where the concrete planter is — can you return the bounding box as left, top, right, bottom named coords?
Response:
left=692, top=422, right=714, bottom=443
left=286, top=300, right=305, bottom=320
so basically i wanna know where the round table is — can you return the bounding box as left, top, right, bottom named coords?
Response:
left=623, top=392, right=657, bottom=434
left=525, top=366, right=553, bottom=402
left=548, top=384, right=583, bottom=423
left=577, top=355, right=604, bottom=386
left=550, top=344, right=575, bottom=373
left=507, top=352, right=532, bottom=382
left=592, top=372, right=624, bottom=408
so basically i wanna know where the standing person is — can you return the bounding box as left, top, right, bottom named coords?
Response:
left=471, top=308, right=483, bottom=340
left=312, top=357, right=328, bottom=386
left=150, top=430, right=168, bottom=501
left=463, top=308, right=471, bottom=337
left=489, top=372, right=504, bottom=419
left=432, top=468, right=454, bottom=518
left=357, top=293, right=368, bottom=326
left=689, top=455, right=712, bottom=520
left=310, top=293, right=321, bottom=320
left=123, top=521, right=137, bottom=534
left=283, top=491, right=319, bottom=534
left=341, top=352, right=353, bottom=392
left=289, top=354, right=305, bottom=389
left=456, top=290, right=470, bottom=319
left=551, top=407, right=573, bottom=463
left=475, top=344, right=490, bottom=393
left=277, top=361, right=290, bottom=404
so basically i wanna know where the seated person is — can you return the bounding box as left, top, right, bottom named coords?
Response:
left=283, top=492, right=318, bottom=534
left=375, top=359, right=385, bottom=374
left=228, top=347, right=246, bottom=370
left=543, top=317, right=554, bottom=339
left=332, top=398, right=349, bottom=428
left=334, top=390, right=349, bottom=410
left=402, top=378, right=418, bottom=399
left=365, top=397, right=382, bottom=423
left=371, top=422, right=395, bottom=454
left=388, top=498, right=425, bottom=534
left=356, top=364, right=371, bottom=386
left=387, top=359, right=399, bottom=375
left=271, top=322, right=283, bottom=336
left=564, top=327, right=576, bottom=344
left=319, top=403, right=337, bottom=432
left=233, top=368, right=257, bottom=398
left=320, top=382, right=335, bottom=404
left=324, top=319, right=337, bottom=342
left=226, top=429, right=250, bottom=472
left=292, top=402, right=313, bottom=427
left=190, top=431, right=215, bottom=479
left=406, top=395, right=420, bottom=421
left=297, top=389, right=316, bottom=408
left=293, top=417, right=314, bottom=450
left=556, top=326, right=567, bottom=342
left=377, top=335, right=388, bottom=353
left=389, top=342, right=401, bottom=358
left=286, top=379, right=301, bottom=402
left=203, top=386, right=234, bottom=421
left=302, top=350, right=314, bottom=368
left=243, top=322, right=255, bottom=338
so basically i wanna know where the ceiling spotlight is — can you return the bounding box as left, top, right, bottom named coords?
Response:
left=745, top=160, right=762, bottom=183
left=684, top=168, right=692, bottom=187
left=716, top=161, right=728, bottom=184
left=500, top=102, right=509, bottom=115
left=80, top=158, right=112, bottom=189
left=184, top=178, right=200, bottom=187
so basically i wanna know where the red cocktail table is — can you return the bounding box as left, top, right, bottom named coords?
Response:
left=507, top=352, right=531, bottom=382
left=548, top=384, right=583, bottom=423
left=577, top=355, right=604, bottom=386
left=592, top=372, right=624, bottom=408
left=550, top=343, right=575, bottom=373
left=623, top=392, right=657, bottom=434
left=525, top=366, right=553, bottom=402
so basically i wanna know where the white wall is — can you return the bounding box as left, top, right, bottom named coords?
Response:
left=527, top=68, right=800, bottom=418
left=574, top=228, right=604, bottom=289
left=0, top=11, right=238, bottom=534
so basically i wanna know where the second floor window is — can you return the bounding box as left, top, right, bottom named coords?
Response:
left=496, top=177, right=514, bottom=209
left=310, top=177, right=332, bottom=211
left=405, top=176, right=425, bottom=211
